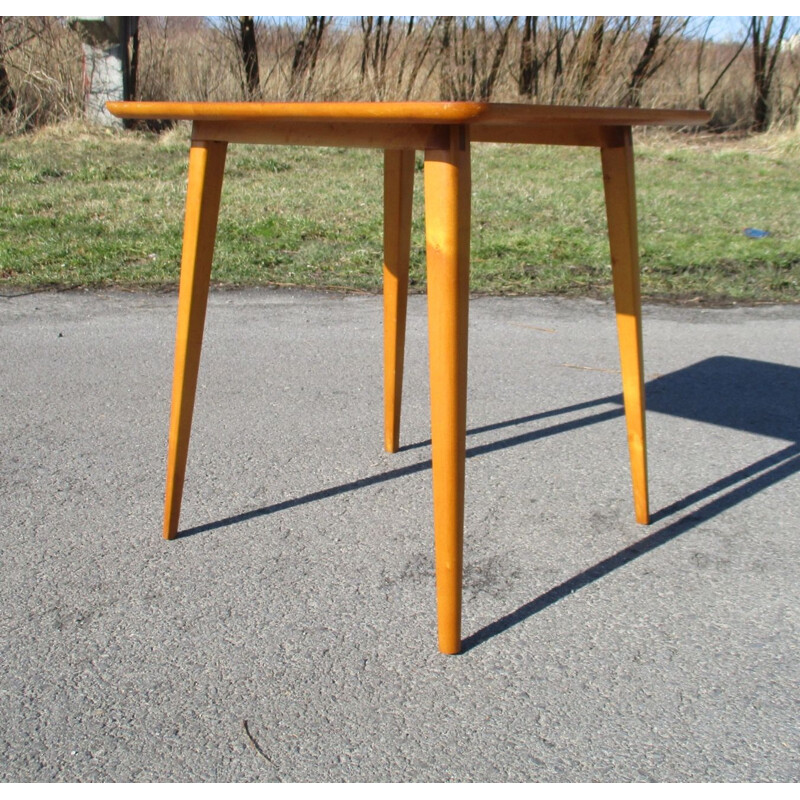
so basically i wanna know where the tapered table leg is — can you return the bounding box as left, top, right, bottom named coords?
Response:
left=424, top=127, right=471, bottom=654
left=601, top=127, right=649, bottom=525
left=163, top=139, right=228, bottom=539
left=383, top=149, right=415, bottom=453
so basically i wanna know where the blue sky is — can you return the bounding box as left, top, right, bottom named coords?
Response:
left=61, top=10, right=799, bottom=44
left=699, top=16, right=798, bottom=42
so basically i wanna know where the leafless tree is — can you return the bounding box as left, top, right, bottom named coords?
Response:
left=290, top=16, right=328, bottom=100
left=517, top=16, right=539, bottom=99
left=439, top=16, right=517, bottom=101
left=0, top=16, right=21, bottom=113
left=360, top=16, right=394, bottom=99
left=221, top=16, right=261, bottom=99
left=694, top=17, right=749, bottom=113
left=751, top=15, right=790, bottom=131
left=576, top=16, right=605, bottom=101
left=480, top=16, right=516, bottom=99
left=625, top=16, right=689, bottom=107
left=239, top=16, right=261, bottom=99
left=396, top=17, right=439, bottom=100
left=548, top=16, right=571, bottom=101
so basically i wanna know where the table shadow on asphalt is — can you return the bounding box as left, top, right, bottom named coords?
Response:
left=175, top=355, right=800, bottom=653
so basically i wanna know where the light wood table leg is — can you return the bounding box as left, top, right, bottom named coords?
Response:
left=601, top=127, right=649, bottom=525
left=163, top=139, right=228, bottom=539
left=424, top=127, right=471, bottom=654
left=383, top=149, right=415, bottom=453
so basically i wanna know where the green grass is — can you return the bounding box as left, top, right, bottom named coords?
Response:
left=1, top=122, right=799, bottom=303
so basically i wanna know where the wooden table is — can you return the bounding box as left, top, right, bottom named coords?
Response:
left=107, top=101, right=710, bottom=654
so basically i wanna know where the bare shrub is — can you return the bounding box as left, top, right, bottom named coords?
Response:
left=2, top=15, right=800, bottom=136
left=135, top=17, right=239, bottom=102
left=0, top=17, right=83, bottom=134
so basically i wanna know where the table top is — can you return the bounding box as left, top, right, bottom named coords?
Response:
left=107, top=101, right=709, bottom=128
left=107, top=101, right=710, bottom=151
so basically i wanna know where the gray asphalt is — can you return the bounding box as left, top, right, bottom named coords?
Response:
left=1, top=288, right=798, bottom=782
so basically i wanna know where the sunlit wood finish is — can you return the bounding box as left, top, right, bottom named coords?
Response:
left=108, top=100, right=710, bottom=653
left=192, top=119, right=451, bottom=151
left=424, top=127, right=471, bottom=654
left=601, top=127, right=649, bottom=524
left=383, top=149, right=415, bottom=454
left=106, top=100, right=708, bottom=129
left=109, top=101, right=708, bottom=152
left=163, top=140, right=227, bottom=540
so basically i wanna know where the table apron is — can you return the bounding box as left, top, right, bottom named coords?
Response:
left=192, top=120, right=453, bottom=150
left=472, top=122, right=623, bottom=148
left=191, top=120, right=633, bottom=152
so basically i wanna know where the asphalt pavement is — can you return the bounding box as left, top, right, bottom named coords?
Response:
left=1, top=287, right=798, bottom=781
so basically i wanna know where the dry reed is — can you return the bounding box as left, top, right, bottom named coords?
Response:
left=1, top=16, right=798, bottom=135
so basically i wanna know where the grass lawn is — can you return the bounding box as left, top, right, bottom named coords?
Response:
left=1, top=121, right=799, bottom=303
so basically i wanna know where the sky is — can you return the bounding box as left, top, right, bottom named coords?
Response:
left=699, top=15, right=797, bottom=42
left=30, top=8, right=800, bottom=42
